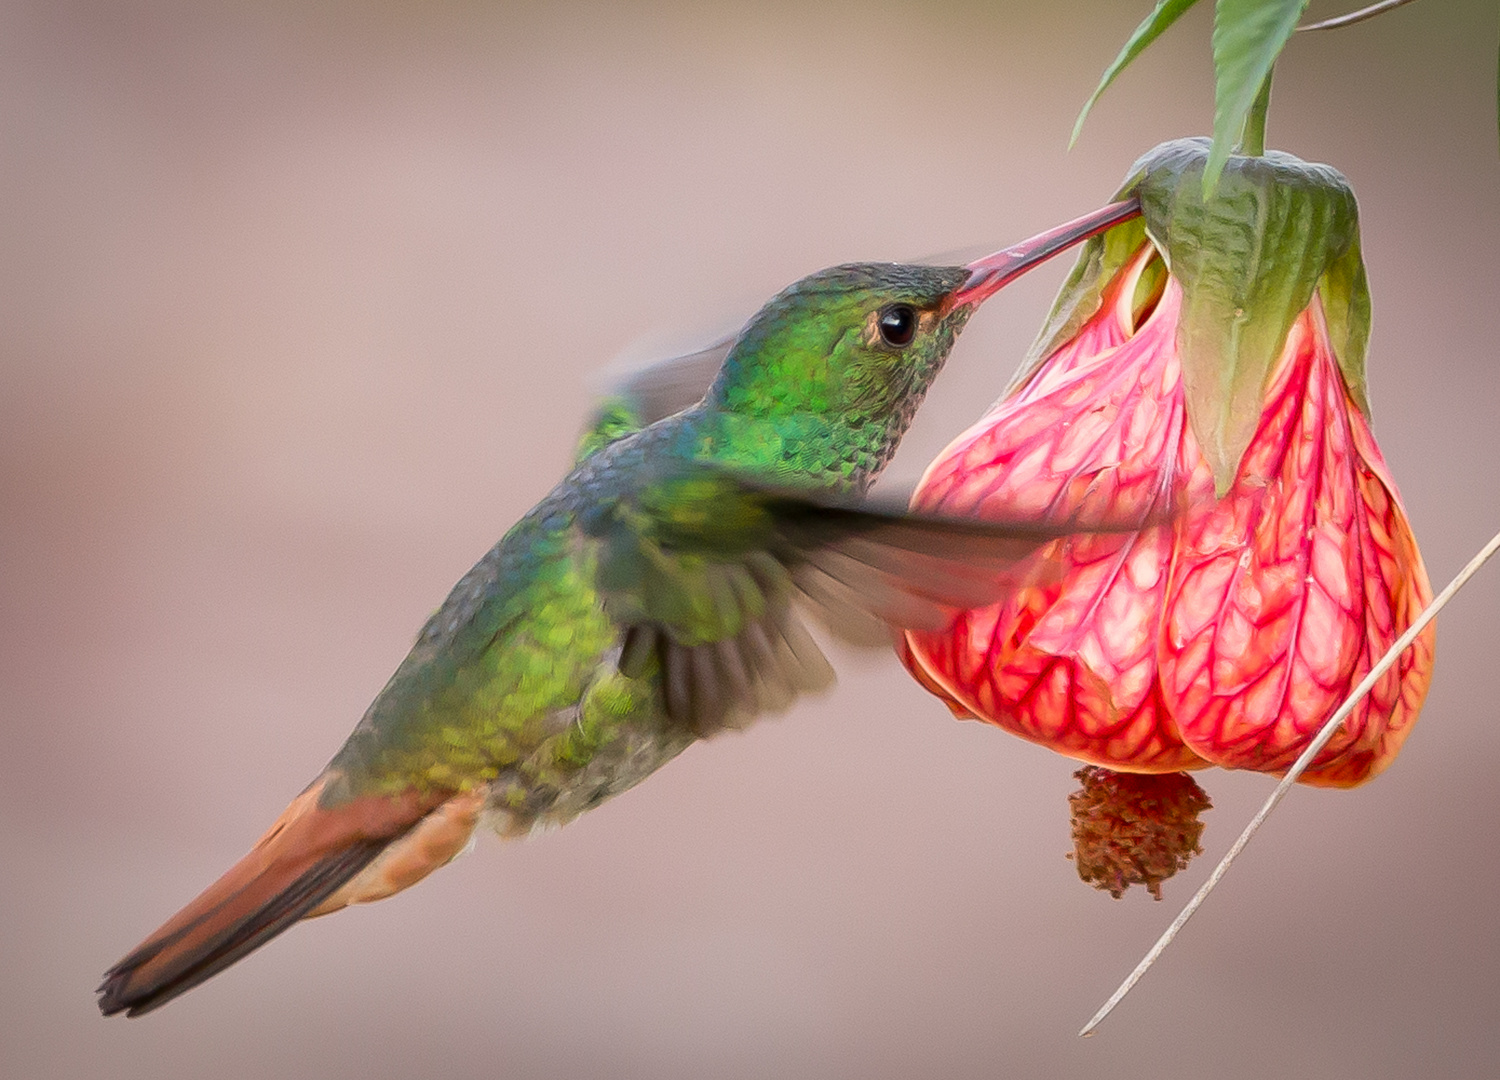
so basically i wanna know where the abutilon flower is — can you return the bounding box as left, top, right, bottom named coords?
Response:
left=901, top=139, right=1434, bottom=800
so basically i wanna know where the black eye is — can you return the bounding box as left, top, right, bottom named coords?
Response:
left=877, top=303, right=918, bottom=348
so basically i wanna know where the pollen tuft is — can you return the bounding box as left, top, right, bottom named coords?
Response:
left=1066, top=766, right=1211, bottom=900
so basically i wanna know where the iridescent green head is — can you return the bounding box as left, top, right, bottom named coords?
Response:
left=702, top=263, right=974, bottom=487
left=694, top=202, right=1144, bottom=490
left=708, top=262, right=970, bottom=433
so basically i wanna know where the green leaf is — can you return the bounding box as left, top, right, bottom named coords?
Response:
left=1205, top=0, right=1308, bottom=195
left=1135, top=139, right=1360, bottom=493
left=1071, top=0, right=1202, bottom=149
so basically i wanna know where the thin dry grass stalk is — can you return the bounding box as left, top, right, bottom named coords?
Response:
left=1079, top=524, right=1500, bottom=1037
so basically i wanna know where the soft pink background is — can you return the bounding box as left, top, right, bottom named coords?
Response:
left=4, top=2, right=1498, bottom=1077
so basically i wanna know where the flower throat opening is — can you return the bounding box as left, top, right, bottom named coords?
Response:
left=1129, top=252, right=1168, bottom=333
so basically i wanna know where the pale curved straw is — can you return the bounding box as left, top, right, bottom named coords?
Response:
left=1080, top=525, right=1500, bottom=1037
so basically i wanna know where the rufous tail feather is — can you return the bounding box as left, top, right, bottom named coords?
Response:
left=97, top=776, right=483, bottom=1017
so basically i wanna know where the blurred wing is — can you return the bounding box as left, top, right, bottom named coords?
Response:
left=603, top=334, right=735, bottom=421
left=576, top=335, right=736, bottom=461
left=770, top=499, right=1067, bottom=647
left=592, top=471, right=1075, bottom=735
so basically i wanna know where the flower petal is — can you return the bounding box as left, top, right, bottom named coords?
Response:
left=904, top=249, right=1212, bottom=772
left=1159, top=297, right=1434, bottom=786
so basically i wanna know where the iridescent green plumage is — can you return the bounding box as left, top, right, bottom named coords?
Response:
left=99, top=201, right=1144, bottom=1016
left=327, top=263, right=979, bottom=818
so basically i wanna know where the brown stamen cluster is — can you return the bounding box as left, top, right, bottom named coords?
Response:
left=1067, top=766, right=1211, bottom=900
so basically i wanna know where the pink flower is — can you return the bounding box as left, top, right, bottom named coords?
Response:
left=900, top=142, right=1433, bottom=787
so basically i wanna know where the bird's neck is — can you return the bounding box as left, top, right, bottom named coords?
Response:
left=678, top=402, right=907, bottom=496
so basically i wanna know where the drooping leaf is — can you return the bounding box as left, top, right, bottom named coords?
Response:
left=1070, top=0, right=1202, bottom=149
left=1205, top=0, right=1308, bottom=195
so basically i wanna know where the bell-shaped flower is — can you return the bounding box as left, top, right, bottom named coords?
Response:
left=900, top=139, right=1433, bottom=789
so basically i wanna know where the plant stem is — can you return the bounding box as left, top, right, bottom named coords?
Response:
left=1298, top=0, right=1421, bottom=33
left=1238, top=71, right=1272, bottom=156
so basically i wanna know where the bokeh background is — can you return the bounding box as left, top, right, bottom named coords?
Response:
left=3, top=1, right=1498, bottom=1077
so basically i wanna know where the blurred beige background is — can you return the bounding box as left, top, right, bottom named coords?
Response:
left=3, top=1, right=1499, bottom=1077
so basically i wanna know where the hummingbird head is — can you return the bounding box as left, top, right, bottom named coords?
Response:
left=699, top=200, right=1143, bottom=490
left=707, top=261, right=973, bottom=436
left=700, top=260, right=1028, bottom=488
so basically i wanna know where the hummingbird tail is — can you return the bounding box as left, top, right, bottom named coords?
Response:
left=97, top=776, right=484, bottom=1017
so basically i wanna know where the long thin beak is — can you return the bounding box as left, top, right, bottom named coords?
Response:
left=948, top=197, right=1143, bottom=310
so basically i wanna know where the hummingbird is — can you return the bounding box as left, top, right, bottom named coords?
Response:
left=97, top=201, right=1140, bottom=1017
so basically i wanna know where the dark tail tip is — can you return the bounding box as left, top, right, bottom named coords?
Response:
left=98, top=839, right=386, bottom=1017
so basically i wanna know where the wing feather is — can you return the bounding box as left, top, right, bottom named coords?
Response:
left=592, top=467, right=1105, bottom=737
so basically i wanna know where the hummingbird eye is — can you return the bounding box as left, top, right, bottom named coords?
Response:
left=876, top=304, right=918, bottom=348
